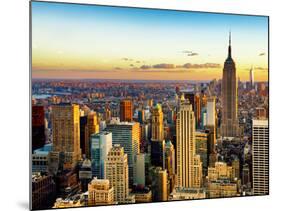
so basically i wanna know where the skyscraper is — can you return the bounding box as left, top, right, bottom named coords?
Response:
left=105, top=122, right=140, bottom=186
left=79, top=115, right=88, bottom=155
left=206, top=97, right=216, bottom=127
left=250, top=66, right=255, bottom=89
left=151, top=104, right=164, bottom=141
left=150, top=167, right=168, bottom=202
left=195, top=94, right=201, bottom=128
left=90, top=131, right=112, bottom=179
left=176, top=99, right=197, bottom=188
left=105, top=145, right=129, bottom=203
left=135, top=153, right=146, bottom=185
left=252, top=119, right=269, bottom=195
left=85, top=112, right=100, bottom=158
left=120, top=99, right=133, bottom=122
left=221, top=32, right=239, bottom=137
left=51, top=104, right=81, bottom=169
left=195, top=131, right=208, bottom=175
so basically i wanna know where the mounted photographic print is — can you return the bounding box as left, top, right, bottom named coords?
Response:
left=30, top=0, right=269, bottom=210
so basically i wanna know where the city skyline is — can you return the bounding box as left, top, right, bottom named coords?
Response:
left=31, top=1, right=269, bottom=209
left=32, top=2, right=268, bottom=81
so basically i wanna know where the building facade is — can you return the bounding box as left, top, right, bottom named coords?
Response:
left=252, top=119, right=269, bottom=195
left=51, top=104, right=81, bottom=169
left=120, top=99, right=133, bottom=122
left=90, top=131, right=112, bottom=179
left=176, top=100, right=201, bottom=188
left=88, top=178, right=114, bottom=206
left=151, top=104, right=164, bottom=141
left=105, top=122, right=140, bottom=186
left=104, top=145, right=129, bottom=203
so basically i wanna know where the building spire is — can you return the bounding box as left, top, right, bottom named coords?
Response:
left=228, top=30, right=232, bottom=58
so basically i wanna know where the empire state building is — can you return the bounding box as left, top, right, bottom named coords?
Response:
left=221, top=32, right=239, bottom=137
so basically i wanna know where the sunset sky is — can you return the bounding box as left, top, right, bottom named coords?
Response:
left=31, top=1, right=268, bottom=81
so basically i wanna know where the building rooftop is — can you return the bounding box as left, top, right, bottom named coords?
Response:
left=174, top=187, right=206, bottom=194
left=33, top=143, right=53, bottom=155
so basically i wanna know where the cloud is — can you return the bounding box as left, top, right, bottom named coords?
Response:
left=255, top=66, right=268, bottom=71
left=130, top=64, right=134, bottom=67
left=187, top=52, right=199, bottom=56
left=136, top=61, right=141, bottom=63
left=259, top=52, right=266, bottom=56
left=115, top=67, right=122, bottom=70
left=135, top=69, right=188, bottom=73
left=152, top=63, right=175, bottom=69
left=140, top=65, right=152, bottom=69
left=180, top=63, right=221, bottom=69
left=182, top=50, right=199, bottom=56
left=136, top=62, right=221, bottom=72
left=121, top=58, right=133, bottom=61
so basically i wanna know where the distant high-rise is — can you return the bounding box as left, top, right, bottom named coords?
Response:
left=135, top=153, right=146, bottom=185
left=85, top=112, right=99, bottom=158
left=32, top=105, right=46, bottom=152
left=252, top=119, right=269, bottom=195
left=105, top=122, right=140, bottom=186
left=105, top=145, right=129, bottom=203
left=250, top=66, right=255, bottom=89
left=120, top=99, right=133, bottom=122
left=90, top=131, right=112, bottom=179
left=52, top=104, right=81, bottom=169
left=195, top=94, right=201, bottom=128
left=195, top=131, right=208, bottom=176
left=255, top=107, right=267, bottom=119
left=88, top=178, right=114, bottom=206
left=104, top=107, right=112, bottom=123
left=221, top=32, right=239, bottom=137
left=176, top=99, right=201, bottom=188
left=138, top=109, right=145, bottom=124
left=206, top=97, right=216, bottom=127
left=151, top=104, right=164, bottom=141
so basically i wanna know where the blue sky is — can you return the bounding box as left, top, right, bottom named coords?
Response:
left=31, top=1, right=268, bottom=80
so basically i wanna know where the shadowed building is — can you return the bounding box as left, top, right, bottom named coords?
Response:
left=32, top=105, right=46, bottom=152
